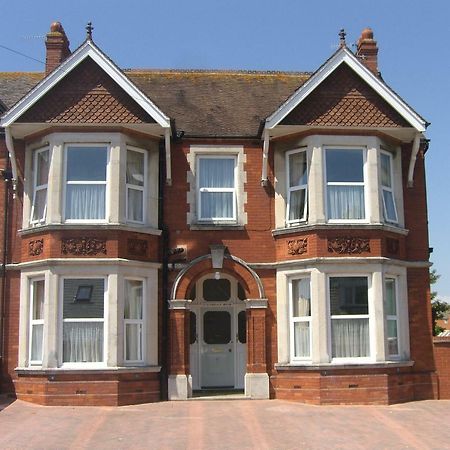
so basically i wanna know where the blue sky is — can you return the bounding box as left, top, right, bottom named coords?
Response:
left=1, top=0, right=449, bottom=299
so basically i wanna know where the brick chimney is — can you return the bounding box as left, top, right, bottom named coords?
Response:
left=45, top=21, right=70, bottom=75
left=356, top=27, right=379, bottom=76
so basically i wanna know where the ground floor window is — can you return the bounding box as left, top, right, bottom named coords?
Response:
left=29, top=279, right=45, bottom=365
left=124, top=279, right=144, bottom=362
left=290, top=277, right=311, bottom=360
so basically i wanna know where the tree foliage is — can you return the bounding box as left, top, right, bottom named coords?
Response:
left=430, top=269, right=450, bottom=336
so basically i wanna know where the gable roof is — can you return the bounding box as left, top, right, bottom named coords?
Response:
left=265, top=47, right=428, bottom=132
left=0, top=39, right=171, bottom=129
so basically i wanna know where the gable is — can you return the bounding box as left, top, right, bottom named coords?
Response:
left=17, top=57, right=156, bottom=124
left=280, top=63, right=410, bottom=128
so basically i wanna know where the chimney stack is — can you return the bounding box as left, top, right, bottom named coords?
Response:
left=356, top=27, right=379, bottom=76
left=45, top=21, right=70, bottom=75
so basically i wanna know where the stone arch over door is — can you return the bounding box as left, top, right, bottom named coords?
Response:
left=167, top=252, right=270, bottom=400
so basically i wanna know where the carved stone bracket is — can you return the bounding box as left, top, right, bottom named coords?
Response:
left=28, top=239, right=44, bottom=256
left=327, top=237, right=370, bottom=254
left=127, top=238, right=148, bottom=257
left=386, top=238, right=399, bottom=255
left=287, top=238, right=308, bottom=255
left=61, top=237, right=107, bottom=256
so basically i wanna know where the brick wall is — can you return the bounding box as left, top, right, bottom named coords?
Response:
left=434, top=337, right=450, bottom=399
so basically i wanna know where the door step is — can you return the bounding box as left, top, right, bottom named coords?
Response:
left=190, top=389, right=248, bottom=401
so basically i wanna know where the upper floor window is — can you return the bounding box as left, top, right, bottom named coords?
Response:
left=197, top=156, right=236, bottom=221
left=126, top=147, right=147, bottom=223
left=30, top=148, right=49, bottom=225
left=286, top=149, right=308, bottom=224
left=326, top=149, right=366, bottom=221
left=65, top=145, right=108, bottom=221
left=380, top=151, right=398, bottom=223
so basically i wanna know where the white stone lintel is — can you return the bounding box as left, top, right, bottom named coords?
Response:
left=244, top=298, right=268, bottom=309
left=168, top=299, right=192, bottom=310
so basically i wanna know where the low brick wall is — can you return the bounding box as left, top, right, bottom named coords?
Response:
left=434, top=336, right=450, bottom=399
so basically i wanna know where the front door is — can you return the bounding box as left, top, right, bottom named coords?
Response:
left=201, top=308, right=234, bottom=388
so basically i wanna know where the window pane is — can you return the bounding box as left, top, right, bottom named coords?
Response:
left=125, top=280, right=143, bottom=320
left=126, top=150, right=144, bottom=186
left=32, top=189, right=47, bottom=222
left=289, top=151, right=307, bottom=187
left=199, top=158, right=234, bottom=188
left=203, top=311, right=231, bottom=344
left=200, top=192, right=233, bottom=219
left=32, top=280, right=45, bottom=320
left=383, top=190, right=397, bottom=222
left=327, top=185, right=365, bottom=219
left=63, top=322, right=103, bottom=362
left=289, top=189, right=306, bottom=221
left=330, top=277, right=368, bottom=315
left=203, top=279, right=230, bottom=302
left=127, top=189, right=144, bottom=222
left=294, top=322, right=310, bottom=357
left=63, top=279, right=104, bottom=319
left=385, top=279, right=397, bottom=316
left=326, top=149, right=364, bottom=182
left=292, top=279, right=310, bottom=317
left=66, top=184, right=106, bottom=220
left=380, top=153, right=392, bottom=187
left=332, top=318, right=369, bottom=357
left=125, top=323, right=142, bottom=361
left=190, top=311, right=197, bottom=344
left=36, top=150, right=49, bottom=186
left=387, top=319, right=399, bottom=355
left=238, top=310, right=246, bottom=344
left=30, top=324, right=43, bottom=362
left=66, top=146, right=107, bottom=181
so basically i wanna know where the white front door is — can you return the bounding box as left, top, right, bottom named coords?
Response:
left=201, top=308, right=234, bottom=388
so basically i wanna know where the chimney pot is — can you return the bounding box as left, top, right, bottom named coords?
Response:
left=356, top=27, right=379, bottom=76
left=45, top=21, right=71, bottom=75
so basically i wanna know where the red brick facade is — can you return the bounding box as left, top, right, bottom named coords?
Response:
left=0, top=23, right=445, bottom=406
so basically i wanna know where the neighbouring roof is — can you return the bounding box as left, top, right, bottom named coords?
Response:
left=0, top=68, right=310, bottom=136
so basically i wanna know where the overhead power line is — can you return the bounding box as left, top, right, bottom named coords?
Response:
left=0, top=44, right=44, bottom=65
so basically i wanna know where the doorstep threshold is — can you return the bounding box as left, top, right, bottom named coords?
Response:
left=190, top=389, right=248, bottom=401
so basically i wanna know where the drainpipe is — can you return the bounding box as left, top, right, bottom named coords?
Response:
left=261, top=128, right=269, bottom=186
left=4, top=127, right=19, bottom=198
left=158, top=138, right=169, bottom=401
left=0, top=149, right=11, bottom=385
left=407, top=132, right=422, bottom=187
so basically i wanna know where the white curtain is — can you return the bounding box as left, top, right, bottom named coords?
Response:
left=63, top=322, right=103, bottom=362
left=127, top=188, right=143, bottom=222
left=293, top=279, right=310, bottom=317
left=125, top=281, right=143, bottom=361
left=30, top=324, right=43, bottom=361
left=380, top=153, right=391, bottom=187
left=125, top=324, right=142, bottom=361
left=289, top=152, right=307, bottom=187
left=126, top=151, right=144, bottom=186
left=289, top=189, right=306, bottom=221
left=125, top=283, right=143, bottom=320
left=327, top=185, right=365, bottom=219
left=199, top=158, right=234, bottom=219
left=66, top=185, right=106, bottom=220
left=332, top=318, right=369, bottom=358
left=294, top=322, right=310, bottom=357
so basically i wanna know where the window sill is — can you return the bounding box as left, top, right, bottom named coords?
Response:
left=15, top=365, right=162, bottom=375
left=19, top=223, right=162, bottom=236
left=190, top=223, right=245, bottom=231
left=275, top=361, right=414, bottom=371
left=272, top=223, right=409, bottom=237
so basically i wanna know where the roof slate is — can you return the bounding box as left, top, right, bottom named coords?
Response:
left=0, top=69, right=310, bottom=136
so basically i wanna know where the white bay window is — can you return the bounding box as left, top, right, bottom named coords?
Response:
left=385, top=277, right=399, bottom=358
left=65, top=145, right=108, bottom=221
left=126, top=147, right=147, bottom=223
left=30, top=148, right=49, bottom=224
left=326, top=148, right=366, bottom=221
left=290, top=277, right=311, bottom=360
left=124, top=279, right=144, bottom=363
left=380, top=151, right=398, bottom=223
left=286, top=149, right=308, bottom=223
left=29, top=279, right=45, bottom=365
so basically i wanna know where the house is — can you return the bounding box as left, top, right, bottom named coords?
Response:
left=0, top=22, right=439, bottom=405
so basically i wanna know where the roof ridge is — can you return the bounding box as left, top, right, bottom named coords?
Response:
left=123, top=68, right=312, bottom=76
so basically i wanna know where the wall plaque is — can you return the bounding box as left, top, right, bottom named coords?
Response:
left=287, top=238, right=308, bottom=255
left=327, top=237, right=370, bottom=254
left=61, top=237, right=107, bottom=256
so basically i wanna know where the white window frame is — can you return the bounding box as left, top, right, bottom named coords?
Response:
left=325, top=147, right=368, bottom=223
left=59, top=276, right=107, bottom=368
left=286, top=148, right=308, bottom=225
left=289, top=276, right=312, bottom=362
left=29, top=278, right=45, bottom=366
left=63, top=143, right=109, bottom=223
left=30, top=147, right=49, bottom=225
left=384, top=276, right=400, bottom=359
left=124, top=277, right=146, bottom=364
left=197, top=154, right=237, bottom=222
left=380, top=150, right=398, bottom=224
left=126, top=146, right=148, bottom=224
left=327, top=274, right=372, bottom=363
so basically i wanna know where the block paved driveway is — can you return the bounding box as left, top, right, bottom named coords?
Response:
left=0, top=397, right=449, bottom=450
